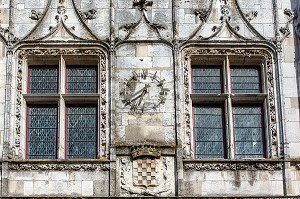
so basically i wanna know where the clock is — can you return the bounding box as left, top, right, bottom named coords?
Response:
left=120, top=70, right=169, bottom=113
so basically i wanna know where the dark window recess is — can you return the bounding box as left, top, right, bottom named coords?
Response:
left=230, top=67, right=261, bottom=93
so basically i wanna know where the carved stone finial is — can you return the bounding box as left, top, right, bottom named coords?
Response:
left=220, top=5, right=231, bottom=21
left=133, top=0, right=153, bottom=11
left=29, top=10, right=43, bottom=20
left=57, top=6, right=66, bottom=15
left=194, top=9, right=209, bottom=22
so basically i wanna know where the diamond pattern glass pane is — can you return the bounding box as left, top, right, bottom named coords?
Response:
left=67, top=106, right=97, bottom=159
left=230, top=67, right=261, bottom=93
left=27, top=106, right=57, bottom=159
left=67, top=67, right=97, bottom=93
left=192, top=67, right=222, bottom=94
left=29, top=66, right=58, bottom=93
left=194, top=106, right=225, bottom=159
left=233, top=106, right=265, bottom=159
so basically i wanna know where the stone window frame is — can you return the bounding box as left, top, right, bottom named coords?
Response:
left=12, top=48, right=108, bottom=159
left=182, top=47, right=278, bottom=159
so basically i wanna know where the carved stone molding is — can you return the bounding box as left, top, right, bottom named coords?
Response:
left=183, top=161, right=282, bottom=171
left=8, top=162, right=109, bottom=171
left=182, top=48, right=277, bottom=158
left=13, top=48, right=107, bottom=159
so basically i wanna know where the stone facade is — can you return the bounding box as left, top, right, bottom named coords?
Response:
left=0, top=0, right=299, bottom=197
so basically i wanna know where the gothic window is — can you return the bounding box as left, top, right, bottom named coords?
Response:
left=25, top=55, right=100, bottom=159
left=191, top=56, right=267, bottom=159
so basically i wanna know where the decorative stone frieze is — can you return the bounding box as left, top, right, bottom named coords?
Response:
left=8, top=162, right=110, bottom=171
left=182, top=48, right=278, bottom=158
left=183, top=161, right=283, bottom=171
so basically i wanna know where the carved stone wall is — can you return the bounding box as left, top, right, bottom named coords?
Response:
left=0, top=0, right=299, bottom=197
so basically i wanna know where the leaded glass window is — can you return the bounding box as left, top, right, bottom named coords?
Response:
left=66, top=66, right=98, bottom=93
left=191, top=57, right=267, bottom=159
left=192, top=67, right=222, bottom=94
left=27, top=106, right=57, bottom=159
left=194, top=106, right=225, bottom=159
left=233, top=106, right=264, bottom=159
left=26, top=55, right=100, bottom=160
left=66, top=106, right=97, bottom=159
left=230, top=67, right=261, bottom=93
left=28, top=66, right=58, bottom=93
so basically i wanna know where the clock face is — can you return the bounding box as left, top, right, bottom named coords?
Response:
left=120, top=70, right=169, bottom=113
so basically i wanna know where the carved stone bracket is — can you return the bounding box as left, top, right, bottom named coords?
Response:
left=182, top=48, right=278, bottom=158
left=14, top=48, right=107, bottom=159
left=183, top=161, right=282, bottom=171
left=9, top=162, right=109, bottom=171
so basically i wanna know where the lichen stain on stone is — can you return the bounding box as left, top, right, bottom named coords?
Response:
left=233, top=171, right=241, bottom=187
left=248, top=170, right=257, bottom=186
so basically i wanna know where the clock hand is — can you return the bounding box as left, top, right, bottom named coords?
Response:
left=137, top=89, right=148, bottom=106
left=124, top=84, right=150, bottom=101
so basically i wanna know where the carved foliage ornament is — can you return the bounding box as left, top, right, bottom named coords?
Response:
left=9, top=162, right=109, bottom=171
left=13, top=48, right=107, bottom=159
left=182, top=48, right=277, bottom=158
left=279, top=9, right=296, bottom=40
left=183, top=162, right=282, bottom=171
